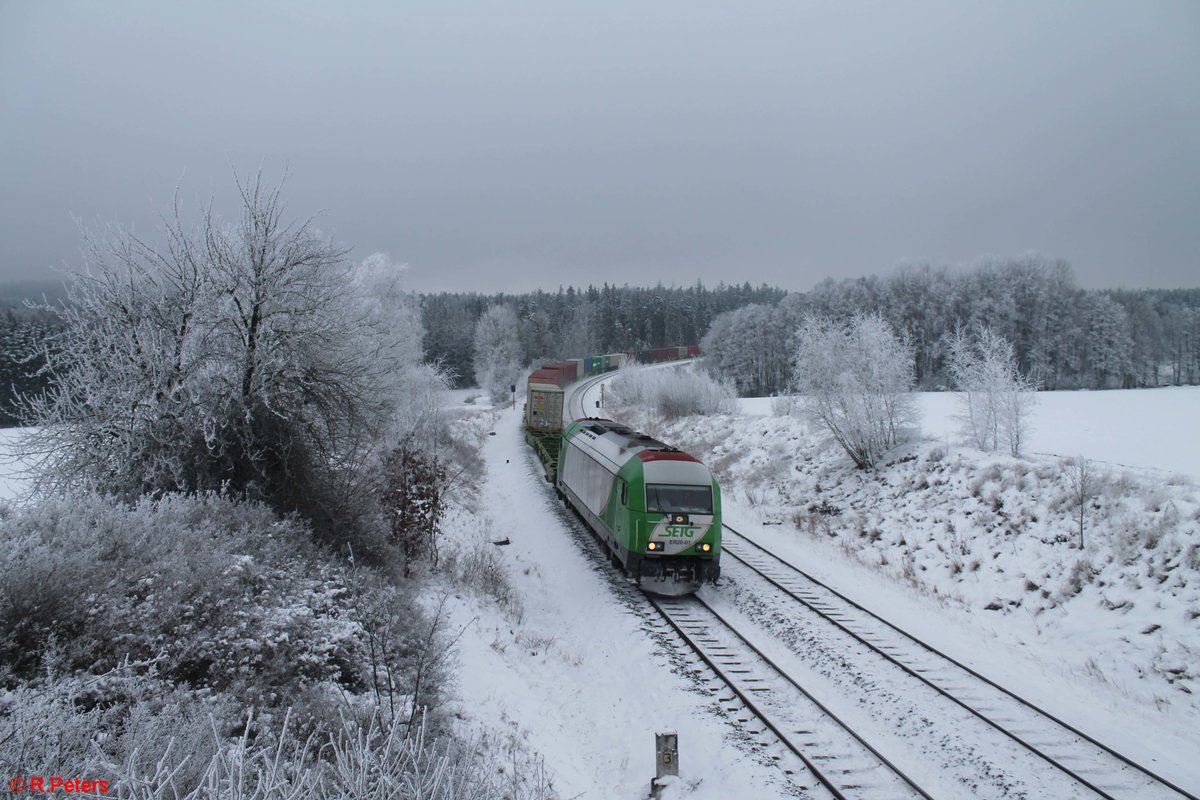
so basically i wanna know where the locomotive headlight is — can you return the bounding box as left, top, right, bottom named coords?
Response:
left=700, top=543, right=712, bottom=553
left=647, top=541, right=659, bottom=551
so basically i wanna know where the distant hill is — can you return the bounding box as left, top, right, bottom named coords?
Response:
left=0, top=279, right=68, bottom=309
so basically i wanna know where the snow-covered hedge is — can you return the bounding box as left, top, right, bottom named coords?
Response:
left=1, top=494, right=361, bottom=700
left=0, top=493, right=456, bottom=747
left=0, top=490, right=550, bottom=797
left=1, top=695, right=558, bottom=800
left=609, top=364, right=737, bottom=419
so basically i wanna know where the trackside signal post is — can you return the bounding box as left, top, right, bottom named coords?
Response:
left=651, top=731, right=679, bottom=798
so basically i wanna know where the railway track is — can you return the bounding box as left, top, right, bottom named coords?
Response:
left=565, top=370, right=610, bottom=420
left=537, top=434, right=929, bottom=796
left=721, top=524, right=1200, bottom=800
left=648, top=593, right=934, bottom=800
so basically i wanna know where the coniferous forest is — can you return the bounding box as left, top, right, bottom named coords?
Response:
left=2, top=255, right=1199, bottom=423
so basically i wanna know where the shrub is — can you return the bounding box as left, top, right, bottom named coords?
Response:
left=0, top=493, right=431, bottom=714
left=446, top=539, right=522, bottom=616
left=2, top=695, right=559, bottom=800
left=790, top=313, right=919, bottom=469
left=610, top=364, right=737, bottom=419
left=379, top=440, right=448, bottom=577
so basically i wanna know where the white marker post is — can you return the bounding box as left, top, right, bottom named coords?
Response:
left=650, top=731, right=679, bottom=798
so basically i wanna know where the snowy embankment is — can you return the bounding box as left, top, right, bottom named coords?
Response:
left=4, top=383, right=1195, bottom=795
left=612, top=386, right=1199, bottom=771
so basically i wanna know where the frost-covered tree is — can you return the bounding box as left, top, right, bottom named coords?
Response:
left=701, top=303, right=792, bottom=396
left=21, top=174, right=438, bottom=532
left=610, top=363, right=736, bottom=419
left=471, top=304, right=522, bottom=403
left=1082, top=293, right=1134, bottom=388
left=349, top=253, right=450, bottom=453
left=946, top=324, right=1038, bottom=456
left=1064, top=455, right=1100, bottom=548
left=379, top=438, right=447, bottom=577
left=791, top=313, right=918, bottom=469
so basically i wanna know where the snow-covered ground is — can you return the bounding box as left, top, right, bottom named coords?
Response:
left=741, top=386, right=1200, bottom=481
left=439, top=380, right=1200, bottom=796
left=616, top=385, right=1200, bottom=792
left=3, top=382, right=1197, bottom=796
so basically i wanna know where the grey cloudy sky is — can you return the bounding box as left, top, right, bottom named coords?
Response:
left=1, top=1, right=1197, bottom=293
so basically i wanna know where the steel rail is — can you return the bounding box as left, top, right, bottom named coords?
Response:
left=648, top=594, right=851, bottom=800
left=723, top=524, right=1200, bottom=800
left=692, top=594, right=934, bottom=800
left=565, top=370, right=610, bottom=421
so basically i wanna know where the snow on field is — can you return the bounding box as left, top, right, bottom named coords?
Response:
left=741, top=385, right=1200, bottom=480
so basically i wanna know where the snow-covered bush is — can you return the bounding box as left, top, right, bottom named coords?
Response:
left=0, top=680, right=233, bottom=794
left=473, top=304, right=523, bottom=403
left=445, top=538, right=523, bottom=616
left=19, top=176, right=444, bottom=541
left=791, top=313, right=919, bottom=469
left=946, top=324, right=1038, bottom=455
left=0, top=493, right=443, bottom=714
left=1, top=696, right=559, bottom=800
left=609, top=364, right=736, bottom=419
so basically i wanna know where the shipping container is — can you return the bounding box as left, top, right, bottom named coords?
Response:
left=525, top=382, right=565, bottom=431
left=537, top=366, right=569, bottom=389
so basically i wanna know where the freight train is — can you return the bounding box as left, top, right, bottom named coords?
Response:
left=523, top=346, right=721, bottom=596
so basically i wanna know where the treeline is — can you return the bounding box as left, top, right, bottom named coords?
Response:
left=422, top=281, right=785, bottom=387
left=0, top=282, right=781, bottom=421
left=0, top=308, right=57, bottom=426
left=6, top=257, right=1200, bottom=415
left=702, top=255, right=1200, bottom=396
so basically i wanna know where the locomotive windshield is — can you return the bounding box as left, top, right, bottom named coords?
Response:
left=645, top=484, right=713, bottom=515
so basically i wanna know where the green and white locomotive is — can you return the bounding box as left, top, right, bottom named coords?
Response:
left=557, top=418, right=721, bottom=595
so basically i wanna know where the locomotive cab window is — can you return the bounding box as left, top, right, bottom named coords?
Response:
left=645, top=484, right=712, bottom=515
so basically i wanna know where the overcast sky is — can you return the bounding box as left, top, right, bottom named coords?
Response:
left=1, top=1, right=1197, bottom=294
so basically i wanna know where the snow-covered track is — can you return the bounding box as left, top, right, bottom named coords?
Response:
left=648, top=594, right=935, bottom=800
left=722, top=525, right=1200, bottom=800
left=566, top=370, right=610, bottom=420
